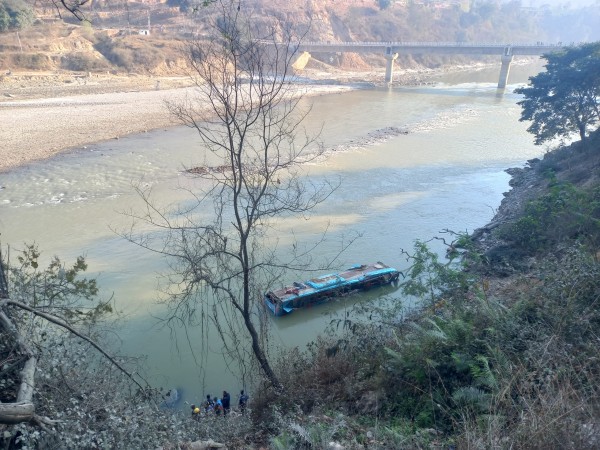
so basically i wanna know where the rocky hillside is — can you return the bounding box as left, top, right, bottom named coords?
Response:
left=0, top=23, right=188, bottom=76
left=471, top=130, right=600, bottom=276
left=0, top=0, right=557, bottom=76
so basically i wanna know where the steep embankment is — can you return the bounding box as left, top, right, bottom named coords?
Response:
left=257, top=132, right=600, bottom=449
left=471, top=131, right=600, bottom=276
left=0, top=23, right=187, bottom=75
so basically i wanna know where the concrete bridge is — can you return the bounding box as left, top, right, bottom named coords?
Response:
left=292, top=41, right=566, bottom=88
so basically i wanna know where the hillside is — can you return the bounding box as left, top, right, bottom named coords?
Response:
left=472, top=132, right=600, bottom=274
left=0, top=0, right=588, bottom=78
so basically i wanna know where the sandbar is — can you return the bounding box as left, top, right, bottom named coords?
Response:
left=0, top=74, right=354, bottom=173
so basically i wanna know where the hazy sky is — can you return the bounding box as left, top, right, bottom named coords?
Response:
left=523, top=0, right=599, bottom=8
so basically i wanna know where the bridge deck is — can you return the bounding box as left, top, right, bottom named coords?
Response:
left=296, top=41, right=564, bottom=56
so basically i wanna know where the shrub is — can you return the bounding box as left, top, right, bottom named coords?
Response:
left=60, top=53, right=110, bottom=71
left=497, top=181, right=600, bottom=253
left=0, top=0, right=34, bottom=32
left=12, top=53, right=53, bottom=70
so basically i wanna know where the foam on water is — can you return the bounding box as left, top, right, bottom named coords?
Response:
left=407, top=104, right=479, bottom=133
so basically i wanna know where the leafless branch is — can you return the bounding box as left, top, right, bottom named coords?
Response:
left=117, top=0, right=336, bottom=392
left=2, top=299, right=148, bottom=395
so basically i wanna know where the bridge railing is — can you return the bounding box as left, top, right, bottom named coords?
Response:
left=297, top=41, right=562, bottom=48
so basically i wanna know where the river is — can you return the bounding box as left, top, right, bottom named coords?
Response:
left=0, top=61, right=546, bottom=404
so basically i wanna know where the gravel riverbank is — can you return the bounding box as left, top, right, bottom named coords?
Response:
left=0, top=62, right=496, bottom=173
left=0, top=73, right=354, bottom=173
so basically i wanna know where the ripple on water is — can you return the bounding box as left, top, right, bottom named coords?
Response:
left=72, top=193, right=89, bottom=203
left=48, top=193, right=66, bottom=204
left=408, top=105, right=479, bottom=133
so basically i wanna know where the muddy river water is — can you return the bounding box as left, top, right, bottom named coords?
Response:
left=0, top=62, right=546, bottom=403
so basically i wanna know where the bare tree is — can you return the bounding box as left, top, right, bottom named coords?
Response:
left=122, top=0, right=337, bottom=390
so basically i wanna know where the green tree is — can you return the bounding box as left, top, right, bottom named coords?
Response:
left=1, top=247, right=243, bottom=448
left=0, top=245, right=146, bottom=427
left=0, top=4, right=10, bottom=31
left=515, top=42, right=600, bottom=145
left=0, top=0, right=34, bottom=31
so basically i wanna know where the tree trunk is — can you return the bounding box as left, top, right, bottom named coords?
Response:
left=243, top=311, right=282, bottom=391
left=579, top=124, right=587, bottom=141
left=0, top=307, right=36, bottom=425
left=0, top=402, right=35, bottom=424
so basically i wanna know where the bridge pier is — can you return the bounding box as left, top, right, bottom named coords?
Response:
left=292, top=51, right=311, bottom=71
left=497, top=52, right=514, bottom=89
left=385, top=49, right=399, bottom=84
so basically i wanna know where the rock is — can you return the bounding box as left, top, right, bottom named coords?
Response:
left=162, top=388, right=179, bottom=407
left=355, top=391, right=383, bottom=414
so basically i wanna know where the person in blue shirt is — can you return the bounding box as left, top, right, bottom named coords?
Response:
left=238, top=390, right=248, bottom=414
left=214, top=397, right=223, bottom=416
left=222, top=391, right=231, bottom=416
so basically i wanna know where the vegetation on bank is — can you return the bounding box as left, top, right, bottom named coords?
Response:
left=0, top=245, right=257, bottom=448
left=515, top=42, right=600, bottom=145
left=253, top=132, right=600, bottom=449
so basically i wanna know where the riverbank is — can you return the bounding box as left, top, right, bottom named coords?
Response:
left=0, top=58, right=531, bottom=173
left=0, top=72, right=357, bottom=173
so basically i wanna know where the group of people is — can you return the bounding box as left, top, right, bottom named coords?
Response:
left=191, top=390, right=249, bottom=419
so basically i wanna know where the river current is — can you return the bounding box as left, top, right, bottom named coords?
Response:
left=0, top=62, right=546, bottom=402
